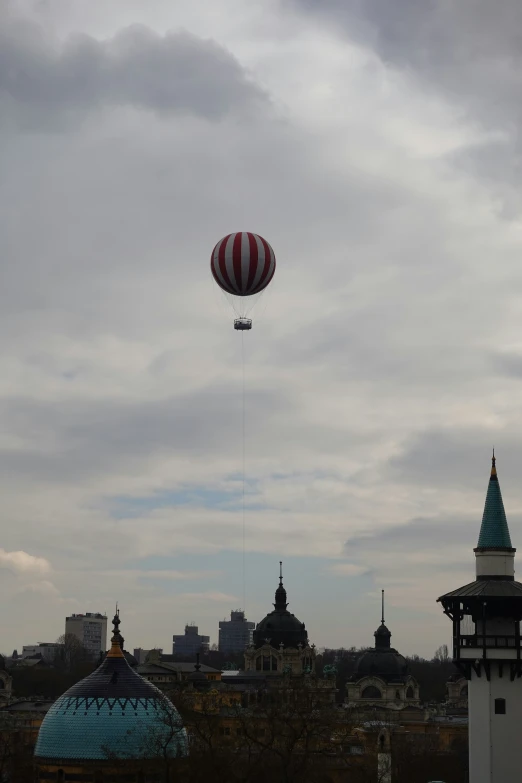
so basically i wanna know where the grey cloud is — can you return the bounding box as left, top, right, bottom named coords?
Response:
left=292, top=0, right=522, bottom=117
left=0, top=381, right=376, bottom=485
left=490, top=351, right=522, bottom=380
left=346, top=514, right=480, bottom=555
left=0, top=387, right=287, bottom=482
left=386, top=428, right=522, bottom=499
left=0, top=18, right=266, bottom=127
left=292, top=0, right=522, bottom=206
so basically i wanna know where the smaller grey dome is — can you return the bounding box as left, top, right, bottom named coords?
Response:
left=352, top=648, right=409, bottom=683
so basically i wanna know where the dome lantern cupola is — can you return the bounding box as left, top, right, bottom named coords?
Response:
left=374, top=590, right=392, bottom=650
left=274, top=561, right=288, bottom=611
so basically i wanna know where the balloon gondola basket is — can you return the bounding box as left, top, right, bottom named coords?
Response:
left=234, top=318, right=252, bottom=331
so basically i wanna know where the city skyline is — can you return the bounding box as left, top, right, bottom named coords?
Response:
left=2, top=0, right=522, bottom=659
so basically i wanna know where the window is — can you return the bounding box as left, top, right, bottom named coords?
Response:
left=406, top=686, right=414, bottom=699
left=495, top=698, right=506, bottom=715
left=361, top=685, right=382, bottom=699
left=220, top=727, right=231, bottom=735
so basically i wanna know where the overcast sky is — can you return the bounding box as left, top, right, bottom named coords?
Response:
left=2, top=0, right=522, bottom=659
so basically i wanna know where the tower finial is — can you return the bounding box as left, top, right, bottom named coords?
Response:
left=107, top=606, right=124, bottom=659
left=274, top=561, right=288, bottom=610
left=381, top=589, right=385, bottom=625
left=492, top=448, right=496, bottom=476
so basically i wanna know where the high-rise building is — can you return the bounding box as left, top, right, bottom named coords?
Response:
left=219, top=610, right=255, bottom=654
left=22, top=643, right=63, bottom=662
left=133, top=648, right=163, bottom=665
left=65, top=613, right=108, bottom=659
left=438, top=453, right=522, bottom=783
left=172, top=624, right=209, bottom=657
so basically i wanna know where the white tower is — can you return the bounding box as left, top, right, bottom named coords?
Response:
left=438, top=453, right=522, bottom=783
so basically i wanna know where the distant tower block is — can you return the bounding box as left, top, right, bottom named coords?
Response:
left=438, top=453, right=522, bottom=783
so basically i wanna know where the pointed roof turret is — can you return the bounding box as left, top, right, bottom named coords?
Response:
left=476, top=451, right=512, bottom=550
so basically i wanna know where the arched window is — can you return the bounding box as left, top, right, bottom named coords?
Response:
left=395, top=690, right=401, bottom=700
left=406, top=686, right=414, bottom=699
left=0, top=680, right=5, bottom=690
left=57, top=771, right=65, bottom=782
left=256, top=656, right=262, bottom=671
left=271, top=656, right=277, bottom=671
left=262, top=656, right=271, bottom=671
left=361, top=685, right=382, bottom=699
left=495, top=698, right=506, bottom=715
left=460, top=685, right=468, bottom=697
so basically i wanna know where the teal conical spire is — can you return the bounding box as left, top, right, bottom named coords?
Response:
left=476, top=452, right=512, bottom=549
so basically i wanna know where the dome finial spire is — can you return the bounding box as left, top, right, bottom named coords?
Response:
left=381, top=589, right=385, bottom=625
left=492, top=447, right=496, bottom=476
left=274, top=560, right=288, bottom=611
left=107, top=607, right=124, bottom=659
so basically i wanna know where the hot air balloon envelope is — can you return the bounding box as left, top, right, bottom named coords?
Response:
left=210, top=232, right=276, bottom=297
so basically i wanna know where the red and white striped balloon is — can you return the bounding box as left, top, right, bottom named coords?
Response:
left=210, top=232, right=276, bottom=297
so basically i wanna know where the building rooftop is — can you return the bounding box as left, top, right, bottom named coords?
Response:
left=438, top=579, right=522, bottom=600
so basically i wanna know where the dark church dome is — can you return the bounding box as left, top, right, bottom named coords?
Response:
left=253, top=563, right=308, bottom=650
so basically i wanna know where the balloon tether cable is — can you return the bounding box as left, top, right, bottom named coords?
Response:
left=241, top=330, right=246, bottom=615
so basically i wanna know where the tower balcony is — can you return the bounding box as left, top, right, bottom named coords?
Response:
left=437, top=580, right=522, bottom=677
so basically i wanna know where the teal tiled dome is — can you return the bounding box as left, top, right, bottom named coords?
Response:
left=35, top=615, right=188, bottom=762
